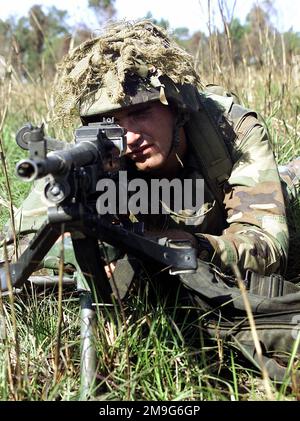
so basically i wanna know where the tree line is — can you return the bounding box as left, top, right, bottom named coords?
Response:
left=0, top=0, right=300, bottom=81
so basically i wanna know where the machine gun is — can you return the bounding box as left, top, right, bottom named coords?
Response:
left=0, top=121, right=197, bottom=398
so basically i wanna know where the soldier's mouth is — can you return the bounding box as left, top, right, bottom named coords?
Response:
left=128, top=145, right=153, bottom=158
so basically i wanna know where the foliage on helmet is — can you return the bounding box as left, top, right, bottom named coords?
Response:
left=53, top=20, right=202, bottom=125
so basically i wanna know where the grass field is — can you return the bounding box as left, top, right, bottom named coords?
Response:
left=0, top=34, right=300, bottom=401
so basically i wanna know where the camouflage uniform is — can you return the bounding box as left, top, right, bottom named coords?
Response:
left=126, top=92, right=289, bottom=276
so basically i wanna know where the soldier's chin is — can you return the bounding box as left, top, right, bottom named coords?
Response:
left=135, top=161, right=152, bottom=172
left=136, top=159, right=166, bottom=174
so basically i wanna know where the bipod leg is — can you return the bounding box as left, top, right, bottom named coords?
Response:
left=79, top=291, right=97, bottom=400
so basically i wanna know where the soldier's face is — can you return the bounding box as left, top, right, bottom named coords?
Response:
left=112, top=102, right=182, bottom=174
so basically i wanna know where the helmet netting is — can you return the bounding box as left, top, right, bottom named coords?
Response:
left=53, top=20, right=202, bottom=125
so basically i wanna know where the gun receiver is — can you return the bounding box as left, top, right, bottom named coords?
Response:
left=16, top=122, right=126, bottom=180
left=16, top=121, right=127, bottom=204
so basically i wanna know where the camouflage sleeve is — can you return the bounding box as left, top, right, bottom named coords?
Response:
left=0, top=180, right=48, bottom=261
left=202, top=117, right=289, bottom=275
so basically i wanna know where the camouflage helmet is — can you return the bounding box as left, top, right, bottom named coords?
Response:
left=53, top=20, right=203, bottom=125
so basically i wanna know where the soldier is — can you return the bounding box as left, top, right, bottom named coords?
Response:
left=50, top=19, right=289, bottom=279
left=2, top=20, right=300, bottom=385
left=2, top=19, right=295, bottom=285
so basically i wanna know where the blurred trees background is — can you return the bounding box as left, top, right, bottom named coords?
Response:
left=0, top=0, right=300, bottom=82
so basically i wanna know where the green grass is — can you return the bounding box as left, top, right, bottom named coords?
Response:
left=0, top=289, right=80, bottom=400
left=0, top=117, right=32, bottom=227
left=1, top=281, right=299, bottom=401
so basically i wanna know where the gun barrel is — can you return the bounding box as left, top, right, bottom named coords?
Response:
left=16, top=141, right=100, bottom=181
left=16, top=159, right=39, bottom=181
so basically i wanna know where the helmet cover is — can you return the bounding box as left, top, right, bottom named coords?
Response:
left=53, top=20, right=202, bottom=125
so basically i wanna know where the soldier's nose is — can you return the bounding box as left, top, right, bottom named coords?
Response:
left=126, top=130, right=141, bottom=147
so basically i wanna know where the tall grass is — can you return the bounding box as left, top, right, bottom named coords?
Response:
left=0, top=10, right=300, bottom=401
left=1, top=279, right=298, bottom=401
